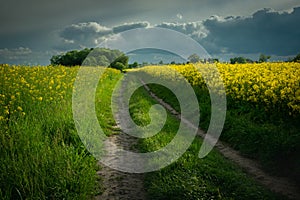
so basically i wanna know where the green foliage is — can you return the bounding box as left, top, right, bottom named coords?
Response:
left=109, top=54, right=129, bottom=71
left=51, top=48, right=90, bottom=66
left=128, top=84, right=282, bottom=200
left=259, top=54, right=271, bottom=63
left=95, top=71, right=123, bottom=136
left=0, top=101, right=98, bottom=199
left=188, top=53, right=201, bottom=63
left=230, top=56, right=253, bottom=64
left=138, top=68, right=300, bottom=186
left=211, top=58, right=219, bottom=63
left=292, top=53, right=300, bottom=62
left=0, top=66, right=122, bottom=199
left=50, top=48, right=128, bottom=69
left=222, top=98, right=300, bottom=183
left=129, top=61, right=139, bottom=68
left=187, top=54, right=219, bottom=64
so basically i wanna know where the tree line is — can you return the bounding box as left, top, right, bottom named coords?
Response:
left=50, top=48, right=129, bottom=71
left=51, top=49, right=300, bottom=71
left=188, top=53, right=272, bottom=64
left=188, top=53, right=300, bottom=64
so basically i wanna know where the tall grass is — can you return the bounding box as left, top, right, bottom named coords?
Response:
left=0, top=65, right=121, bottom=199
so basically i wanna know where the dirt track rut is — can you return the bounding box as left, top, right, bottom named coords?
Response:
left=96, top=77, right=299, bottom=200
left=95, top=77, right=146, bottom=200
left=142, top=81, right=300, bottom=200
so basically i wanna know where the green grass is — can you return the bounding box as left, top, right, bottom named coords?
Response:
left=128, top=85, right=284, bottom=200
left=0, top=98, right=98, bottom=199
left=142, top=70, right=300, bottom=186
left=96, top=72, right=123, bottom=136
left=1, top=64, right=296, bottom=199
left=0, top=66, right=122, bottom=199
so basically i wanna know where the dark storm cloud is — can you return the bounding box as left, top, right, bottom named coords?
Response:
left=57, top=21, right=151, bottom=49
left=201, top=7, right=300, bottom=55
left=0, top=0, right=135, bottom=34
left=113, top=22, right=150, bottom=33
left=152, top=7, right=300, bottom=56
left=156, top=22, right=208, bottom=40
left=59, top=22, right=112, bottom=47
left=2, top=0, right=298, bottom=35
left=1, top=0, right=300, bottom=64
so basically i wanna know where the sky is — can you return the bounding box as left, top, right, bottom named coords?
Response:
left=1, top=0, right=300, bottom=65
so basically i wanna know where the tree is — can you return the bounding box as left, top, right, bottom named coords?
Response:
left=245, top=58, right=254, bottom=63
left=50, top=48, right=127, bottom=70
left=50, top=48, right=91, bottom=66
left=112, top=62, right=125, bottom=71
left=188, top=54, right=200, bottom=63
left=83, top=56, right=97, bottom=66
left=292, top=53, right=300, bottom=62
left=206, top=58, right=219, bottom=63
left=50, top=55, right=62, bottom=65
left=129, top=62, right=139, bottom=68
left=230, top=57, right=247, bottom=64
left=212, top=58, right=219, bottom=63
left=142, top=62, right=148, bottom=66
left=109, top=54, right=129, bottom=71
left=259, top=54, right=271, bottom=63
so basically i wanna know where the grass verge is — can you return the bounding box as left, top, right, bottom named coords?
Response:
left=0, top=65, right=122, bottom=199
left=128, top=85, right=284, bottom=200
left=135, top=66, right=300, bottom=186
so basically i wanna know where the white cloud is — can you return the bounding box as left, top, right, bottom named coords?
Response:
left=58, top=21, right=152, bottom=48
left=69, top=22, right=111, bottom=33
left=59, top=22, right=113, bottom=47
left=156, top=22, right=208, bottom=39
left=201, top=7, right=300, bottom=55
left=176, top=13, right=183, bottom=19
left=47, top=6, right=300, bottom=62
left=112, top=21, right=150, bottom=33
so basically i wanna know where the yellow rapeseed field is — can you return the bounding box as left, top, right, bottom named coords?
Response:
left=0, top=64, right=119, bottom=125
left=136, top=62, right=300, bottom=114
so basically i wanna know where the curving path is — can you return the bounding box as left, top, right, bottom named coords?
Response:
left=95, top=77, right=146, bottom=200
left=96, top=76, right=299, bottom=200
left=142, top=80, right=300, bottom=200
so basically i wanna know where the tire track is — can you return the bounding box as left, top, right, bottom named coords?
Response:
left=141, top=80, right=300, bottom=200
left=95, top=76, right=146, bottom=200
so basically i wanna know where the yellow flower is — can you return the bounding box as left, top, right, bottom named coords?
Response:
left=134, top=62, right=300, bottom=114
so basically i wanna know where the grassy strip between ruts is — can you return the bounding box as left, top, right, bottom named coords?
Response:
left=128, top=84, right=285, bottom=200
left=147, top=82, right=300, bottom=187
left=0, top=65, right=122, bottom=199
